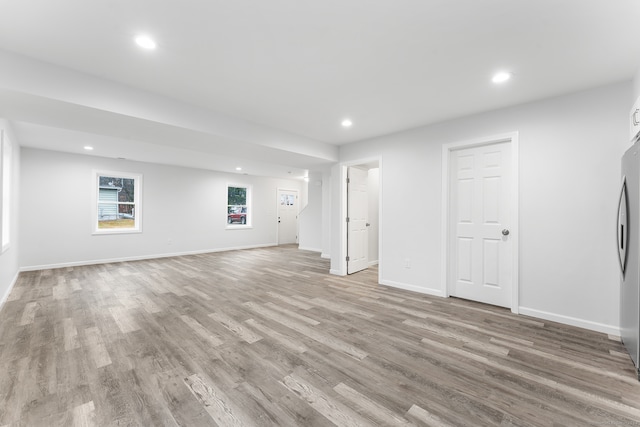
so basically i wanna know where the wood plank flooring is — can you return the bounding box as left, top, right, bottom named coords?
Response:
left=1, top=245, right=639, bottom=426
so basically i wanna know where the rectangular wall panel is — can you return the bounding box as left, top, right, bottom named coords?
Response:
left=483, top=176, right=500, bottom=224
left=483, top=239, right=500, bottom=287
left=483, top=151, right=501, bottom=168
left=458, top=154, right=474, bottom=172
left=457, top=179, right=473, bottom=223
left=457, top=237, right=473, bottom=282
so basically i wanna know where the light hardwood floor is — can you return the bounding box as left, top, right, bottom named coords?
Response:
left=1, top=245, right=639, bottom=426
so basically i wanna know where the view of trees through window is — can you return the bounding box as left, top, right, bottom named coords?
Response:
left=98, top=175, right=136, bottom=230
left=227, top=186, right=248, bottom=225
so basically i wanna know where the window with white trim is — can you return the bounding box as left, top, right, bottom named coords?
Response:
left=1, top=130, right=10, bottom=253
left=94, top=171, right=142, bottom=234
left=227, top=185, right=251, bottom=227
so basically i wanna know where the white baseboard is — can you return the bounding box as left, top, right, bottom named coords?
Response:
left=330, top=269, right=345, bottom=276
left=518, top=306, right=619, bottom=336
left=376, top=282, right=618, bottom=335
left=368, top=260, right=379, bottom=266
left=321, top=253, right=331, bottom=259
left=20, top=243, right=277, bottom=272
left=0, top=270, right=20, bottom=310
left=379, top=279, right=446, bottom=298
left=298, top=246, right=322, bottom=253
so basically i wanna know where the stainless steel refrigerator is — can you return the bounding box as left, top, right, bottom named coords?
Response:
left=618, top=141, right=640, bottom=381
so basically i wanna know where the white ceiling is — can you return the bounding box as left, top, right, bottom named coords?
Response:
left=1, top=0, right=639, bottom=176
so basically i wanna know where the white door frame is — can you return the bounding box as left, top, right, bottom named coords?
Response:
left=441, top=132, right=519, bottom=313
left=276, top=188, right=299, bottom=245
left=333, top=156, right=382, bottom=282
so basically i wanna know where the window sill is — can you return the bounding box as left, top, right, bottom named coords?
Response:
left=226, top=225, right=253, bottom=230
left=93, top=229, right=142, bottom=236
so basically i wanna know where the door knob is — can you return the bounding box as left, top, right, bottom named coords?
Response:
left=502, top=229, right=510, bottom=236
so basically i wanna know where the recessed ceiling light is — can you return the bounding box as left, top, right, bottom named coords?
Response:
left=492, top=71, right=511, bottom=84
left=341, top=119, right=353, bottom=128
left=84, top=146, right=94, bottom=151
left=135, top=35, right=156, bottom=50
left=235, top=167, right=242, bottom=171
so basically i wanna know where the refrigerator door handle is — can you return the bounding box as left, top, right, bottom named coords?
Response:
left=618, top=177, right=628, bottom=276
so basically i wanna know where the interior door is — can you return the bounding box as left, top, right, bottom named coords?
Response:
left=449, top=142, right=512, bottom=308
left=347, top=167, right=369, bottom=274
left=277, top=189, right=298, bottom=244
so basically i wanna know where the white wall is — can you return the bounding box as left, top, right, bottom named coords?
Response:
left=368, top=168, right=380, bottom=264
left=298, top=171, right=323, bottom=252
left=330, top=163, right=345, bottom=274
left=633, top=67, right=640, bottom=101
left=338, top=81, right=632, bottom=334
left=321, top=168, right=332, bottom=258
left=20, top=148, right=302, bottom=269
left=0, top=119, right=20, bottom=305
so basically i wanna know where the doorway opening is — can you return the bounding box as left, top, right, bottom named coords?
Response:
left=333, top=158, right=381, bottom=277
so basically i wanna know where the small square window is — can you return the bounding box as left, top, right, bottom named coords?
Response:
left=94, top=171, right=142, bottom=234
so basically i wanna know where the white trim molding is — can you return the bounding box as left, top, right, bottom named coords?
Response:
left=441, top=131, right=520, bottom=313
left=519, top=306, right=619, bottom=336
left=298, top=246, right=322, bottom=253
left=380, top=279, right=446, bottom=298
left=19, top=243, right=277, bottom=272
left=0, top=270, right=19, bottom=311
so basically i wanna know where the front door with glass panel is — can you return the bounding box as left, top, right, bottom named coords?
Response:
left=278, top=189, right=298, bottom=244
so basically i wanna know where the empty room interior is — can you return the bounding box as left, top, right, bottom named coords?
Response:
left=2, top=1, right=640, bottom=425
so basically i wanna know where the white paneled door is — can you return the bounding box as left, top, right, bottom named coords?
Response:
left=277, top=189, right=298, bottom=245
left=449, top=142, right=513, bottom=308
left=347, top=167, right=369, bottom=274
